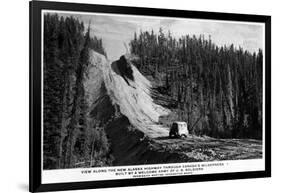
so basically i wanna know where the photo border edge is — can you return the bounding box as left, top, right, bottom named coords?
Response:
left=29, top=1, right=272, bottom=192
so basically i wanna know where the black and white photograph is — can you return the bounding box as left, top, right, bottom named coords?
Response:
left=1, top=0, right=278, bottom=192
left=38, top=5, right=269, bottom=186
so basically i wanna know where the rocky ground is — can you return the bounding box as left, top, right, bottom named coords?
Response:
left=151, top=135, right=263, bottom=162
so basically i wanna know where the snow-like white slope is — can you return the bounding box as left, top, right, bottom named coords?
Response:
left=88, top=50, right=170, bottom=137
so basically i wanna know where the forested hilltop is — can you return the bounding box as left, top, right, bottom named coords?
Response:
left=129, top=29, right=263, bottom=139
left=43, top=14, right=112, bottom=169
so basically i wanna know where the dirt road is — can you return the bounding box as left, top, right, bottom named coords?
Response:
left=151, top=135, right=263, bottom=162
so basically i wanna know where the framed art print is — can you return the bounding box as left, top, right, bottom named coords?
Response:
left=29, top=1, right=271, bottom=192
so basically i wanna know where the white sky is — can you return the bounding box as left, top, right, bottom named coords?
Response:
left=53, top=11, right=264, bottom=61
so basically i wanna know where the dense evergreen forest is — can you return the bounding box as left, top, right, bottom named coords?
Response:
left=43, top=14, right=112, bottom=169
left=129, top=29, right=263, bottom=139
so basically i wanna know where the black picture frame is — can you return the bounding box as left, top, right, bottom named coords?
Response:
left=30, top=1, right=271, bottom=192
